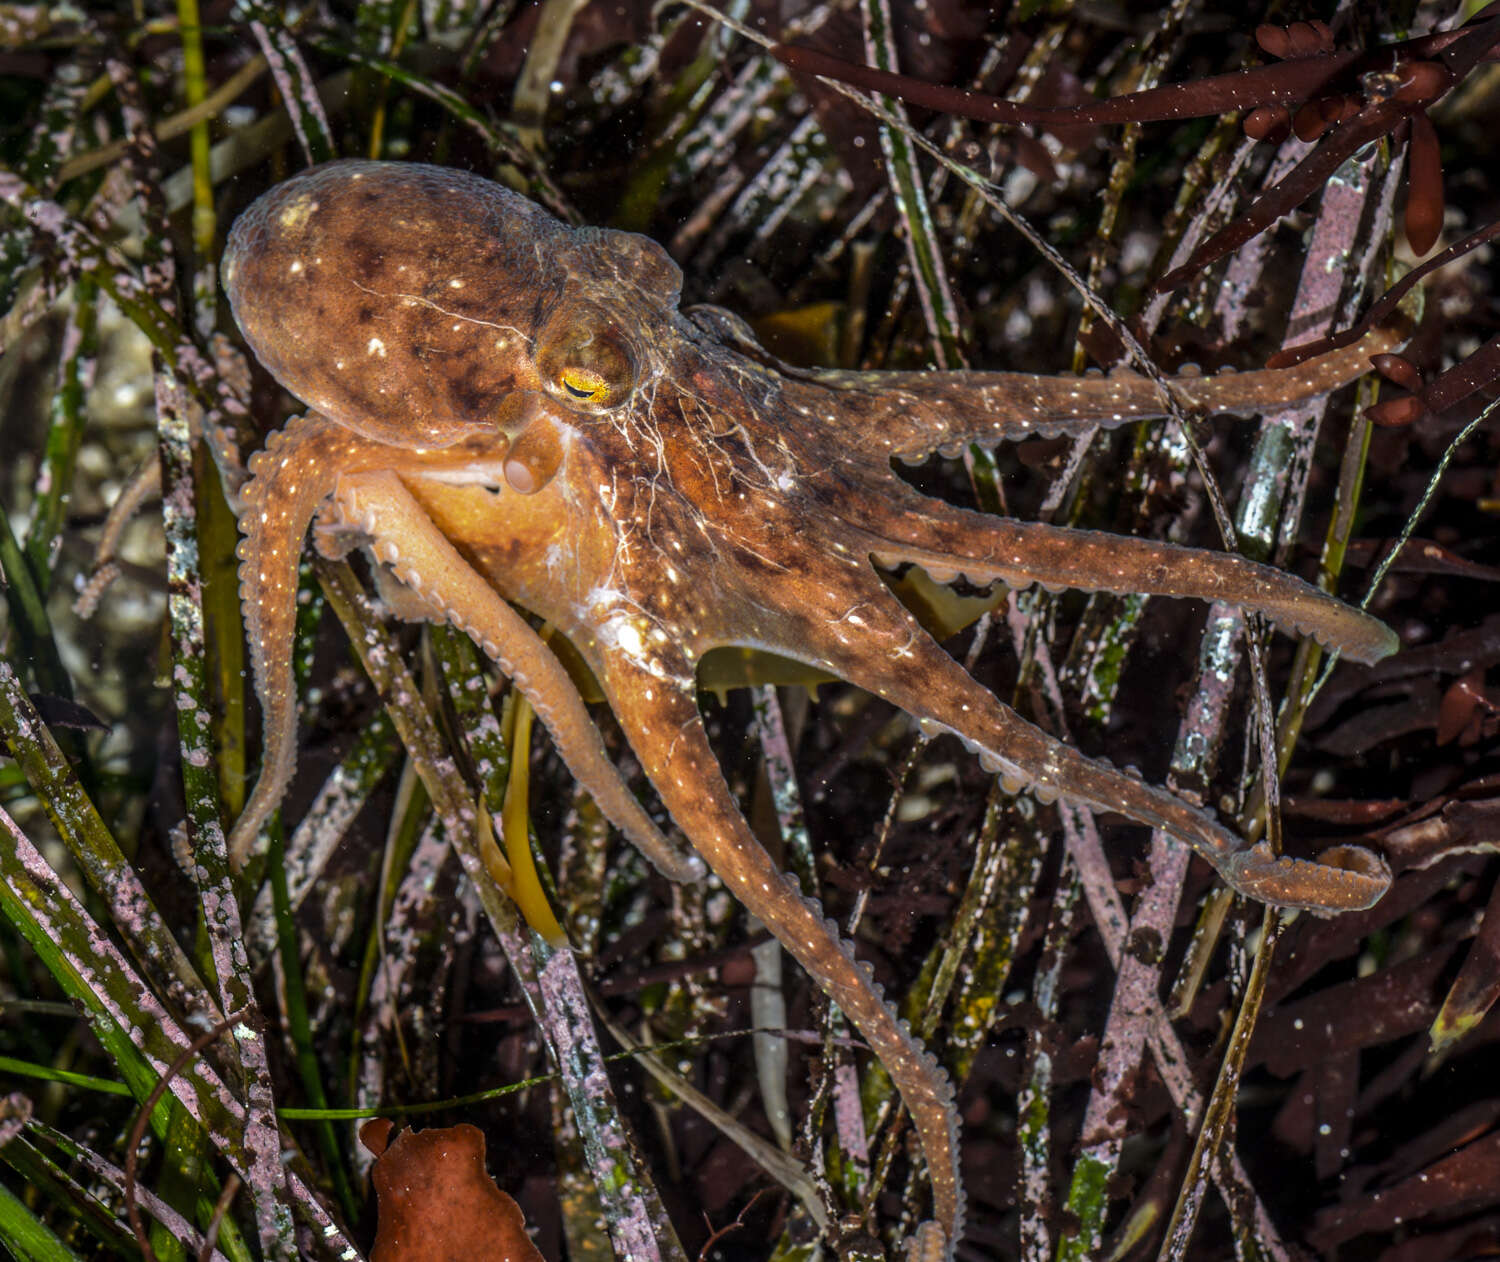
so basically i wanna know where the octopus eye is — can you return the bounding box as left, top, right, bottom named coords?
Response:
left=537, top=316, right=637, bottom=411
left=559, top=366, right=612, bottom=403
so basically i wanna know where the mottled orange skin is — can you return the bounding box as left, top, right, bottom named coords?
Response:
left=223, top=159, right=1400, bottom=1251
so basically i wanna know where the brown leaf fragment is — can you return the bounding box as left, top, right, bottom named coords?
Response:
left=1251, top=945, right=1460, bottom=1076
left=777, top=6, right=1500, bottom=301
left=1311, top=1052, right=1358, bottom=1180
left=1270, top=1052, right=1357, bottom=1178
left=1311, top=1130, right=1500, bottom=1248
left=27, top=693, right=109, bottom=734
left=1351, top=538, right=1500, bottom=583
left=1423, top=330, right=1500, bottom=415
left=1381, top=796, right=1500, bottom=869
left=1254, top=24, right=1294, bottom=60
left=1101, top=1121, right=1188, bottom=1261
left=1405, top=109, right=1445, bottom=255
left=1372, top=352, right=1425, bottom=394
left=363, top=1121, right=546, bottom=1262
left=0, top=694, right=110, bottom=759
left=1437, top=671, right=1497, bottom=746
left=360, top=1118, right=396, bottom=1158
left=1378, top=1222, right=1500, bottom=1262
left=1314, top=680, right=1442, bottom=756
left=1242, top=103, right=1290, bottom=141
left=1366, top=395, right=1428, bottom=428
left=772, top=40, right=1361, bottom=130
left=1009, top=131, right=1060, bottom=183
left=1361, top=1099, right=1500, bottom=1195
left=1291, top=20, right=1335, bottom=56
left=1152, top=99, right=1409, bottom=294
left=1394, top=59, right=1457, bottom=107
left=1431, top=872, right=1500, bottom=1052
left=1292, top=95, right=1351, bottom=142
left=1282, top=796, right=1410, bottom=825
left=1305, top=616, right=1500, bottom=731
left=1267, top=218, right=1499, bottom=372
left=1366, top=353, right=1493, bottom=449
left=1272, top=859, right=1484, bottom=1005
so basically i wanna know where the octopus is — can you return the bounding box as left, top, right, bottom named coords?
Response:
left=222, top=159, right=1401, bottom=1252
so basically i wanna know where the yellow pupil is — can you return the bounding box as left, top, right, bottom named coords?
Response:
left=560, top=368, right=608, bottom=402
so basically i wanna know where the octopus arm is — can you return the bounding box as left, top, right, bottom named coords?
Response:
left=774, top=568, right=1390, bottom=911
left=231, top=413, right=384, bottom=867
left=303, top=469, right=703, bottom=884
left=816, top=323, right=1403, bottom=462
left=848, top=488, right=1398, bottom=665
left=589, top=643, right=964, bottom=1245
left=229, top=418, right=699, bottom=883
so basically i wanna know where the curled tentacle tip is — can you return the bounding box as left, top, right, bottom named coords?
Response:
left=1306, top=845, right=1393, bottom=915
left=1315, top=843, right=1392, bottom=882
left=1229, top=842, right=1391, bottom=912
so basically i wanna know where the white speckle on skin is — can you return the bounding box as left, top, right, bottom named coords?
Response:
left=615, top=623, right=645, bottom=658
left=367, top=337, right=387, bottom=357
left=277, top=197, right=318, bottom=230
